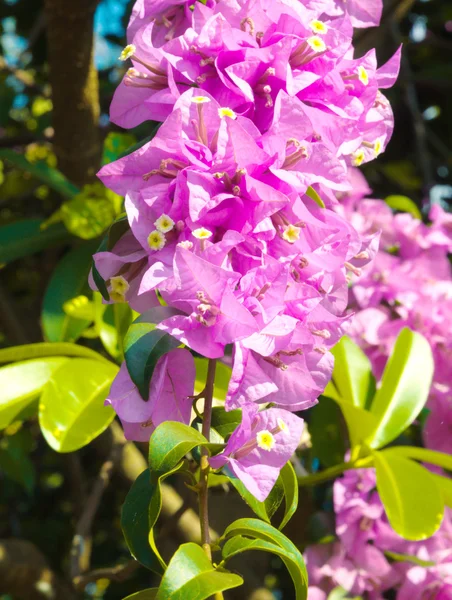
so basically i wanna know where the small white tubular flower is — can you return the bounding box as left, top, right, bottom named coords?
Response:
left=147, top=230, right=166, bottom=250
left=119, top=44, right=136, bottom=61
left=154, top=214, right=175, bottom=233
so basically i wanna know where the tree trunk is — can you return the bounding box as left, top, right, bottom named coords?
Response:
left=44, top=0, right=102, bottom=186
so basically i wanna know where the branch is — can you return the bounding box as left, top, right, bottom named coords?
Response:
left=73, top=559, right=140, bottom=591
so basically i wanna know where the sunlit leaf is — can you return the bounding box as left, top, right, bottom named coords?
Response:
left=374, top=450, right=443, bottom=540
left=367, top=328, right=434, bottom=449
left=194, top=358, right=231, bottom=403
left=155, top=543, right=243, bottom=600
left=331, top=336, right=376, bottom=409
left=0, top=357, right=69, bottom=429
left=39, top=358, right=118, bottom=452
left=148, top=422, right=208, bottom=476
left=385, top=195, right=421, bottom=219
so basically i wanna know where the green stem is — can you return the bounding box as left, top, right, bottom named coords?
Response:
left=298, top=456, right=374, bottom=487
left=199, top=359, right=217, bottom=560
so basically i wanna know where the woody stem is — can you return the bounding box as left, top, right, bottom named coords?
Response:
left=198, top=358, right=217, bottom=560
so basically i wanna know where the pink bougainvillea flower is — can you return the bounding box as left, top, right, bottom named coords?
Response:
left=105, top=348, right=195, bottom=442
left=209, top=402, right=304, bottom=500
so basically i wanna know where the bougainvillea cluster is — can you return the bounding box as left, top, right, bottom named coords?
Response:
left=92, top=0, right=400, bottom=501
left=307, top=467, right=452, bottom=599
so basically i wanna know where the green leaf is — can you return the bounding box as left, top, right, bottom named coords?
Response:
left=155, top=543, right=243, bottom=600
left=431, top=474, right=452, bottom=509
left=329, top=396, right=379, bottom=449
left=374, top=450, right=443, bottom=540
left=367, top=328, right=434, bottom=449
left=39, top=358, right=118, bottom=452
left=331, top=336, right=376, bottom=409
left=209, top=406, right=242, bottom=439
left=93, top=293, right=133, bottom=361
left=384, top=550, right=435, bottom=568
left=0, top=342, right=109, bottom=364
left=0, top=357, right=69, bottom=429
left=42, top=242, right=98, bottom=343
left=0, top=148, right=79, bottom=198
left=306, top=186, right=325, bottom=208
left=385, top=195, right=422, bottom=220
left=102, top=132, right=137, bottom=165
left=384, top=446, right=452, bottom=472
left=121, top=469, right=165, bottom=575
left=122, top=590, right=158, bottom=600
left=309, top=396, right=346, bottom=467
left=0, top=429, right=36, bottom=494
left=148, top=422, right=208, bottom=476
left=61, top=194, right=116, bottom=240
left=0, top=219, right=70, bottom=264
left=278, top=461, right=299, bottom=530
left=124, top=310, right=181, bottom=399
left=194, top=358, right=231, bottom=403
left=221, top=518, right=308, bottom=600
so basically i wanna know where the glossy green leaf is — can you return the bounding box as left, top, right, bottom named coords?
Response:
left=384, top=446, right=452, bottom=472
left=331, top=336, right=376, bottom=409
left=42, top=242, right=98, bottom=343
left=39, top=358, right=118, bottom=452
left=309, top=396, right=346, bottom=467
left=0, top=357, right=69, bottom=429
left=306, top=186, right=325, bottom=208
left=278, top=461, right=299, bottom=530
left=330, top=396, right=379, bottom=449
left=148, top=421, right=208, bottom=475
left=374, top=450, right=443, bottom=540
left=122, top=589, right=158, bottom=600
left=0, top=342, right=109, bottom=364
left=221, top=518, right=308, bottom=600
left=0, top=219, right=70, bottom=263
left=124, top=309, right=181, bottom=399
left=0, top=148, right=79, bottom=198
left=209, top=406, right=242, bottom=439
left=156, top=543, right=243, bottom=600
left=367, top=328, right=434, bottom=449
left=194, top=358, right=231, bottom=403
left=385, top=195, right=422, bottom=220
left=93, top=293, right=133, bottom=361
left=121, top=469, right=165, bottom=574
left=431, top=474, right=452, bottom=509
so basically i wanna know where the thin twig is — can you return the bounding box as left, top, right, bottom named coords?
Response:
left=73, top=560, right=140, bottom=591
left=70, top=430, right=126, bottom=580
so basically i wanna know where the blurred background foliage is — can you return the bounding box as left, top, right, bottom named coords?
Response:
left=0, top=0, right=451, bottom=599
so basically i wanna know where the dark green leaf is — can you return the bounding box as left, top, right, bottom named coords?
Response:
left=0, top=430, right=36, bottom=494
left=0, top=219, right=70, bottom=264
left=42, top=242, right=98, bottom=343
left=124, top=310, right=182, bottom=399
left=367, top=328, right=434, bottom=449
left=309, top=396, right=346, bottom=467
left=148, top=422, right=208, bottom=476
left=210, top=406, right=242, bottom=439
left=0, top=148, right=79, bottom=198
left=103, top=132, right=137, bottom=165
left=221, top=518, right=308, bottom=600
left=278, top=462, right=299, bottom=530
left=331, top=336, right=376, bottom=409
left=374, top=450, right=443, bottom=540
left=108, top=216, right=129, bottom=250
left=121, top=469, right=165, bottom=575
left=155, top=543, right=243, bottom=600
left=0, top=342, right=109, bottom=365
left=39, top=358, right=118, bottom=452
left=385, top=195, right=422, bottom=220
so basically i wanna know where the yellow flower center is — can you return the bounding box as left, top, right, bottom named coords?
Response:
left=277, top=418, right=290, bottom=436
left=256, top=430, right=276, bottom=451
left=282, top=224, right=301, bottom=244
left=358, top=66, right=369, bottom=86
left=147, top=230, right=166, bottom=250
left=218, top=107, right=237, bottom=119
left=352, top=149, right=365, bottom=167
left=119, top=44, right=136, bottom=61
left=110, top=291, right=126, bottom=304
left=192, top=227, right=213, bottom=240
left=374, top=138, right=383, bottom=156
left=110, top=275, right=130, bottom=295
left=307, top=36, right=326, bottom=53
left=154, top=214, right=175, bottom=233
left=310, top=20, right=327, bottom=35
left=191, top=96, right=211, bottom=104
